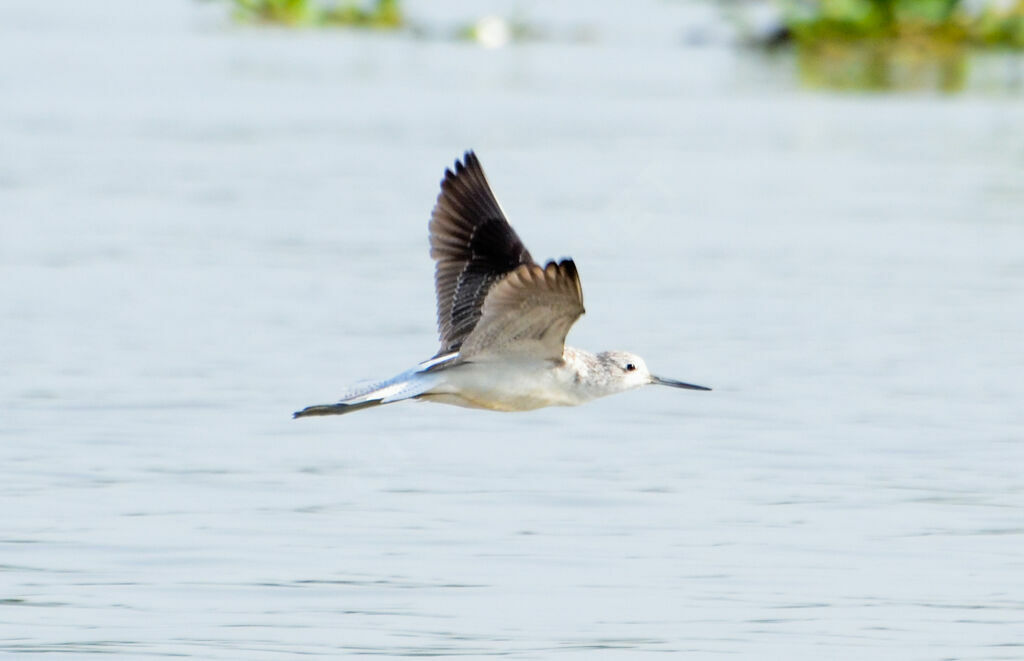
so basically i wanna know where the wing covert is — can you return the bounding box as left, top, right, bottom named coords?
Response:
left=457, top=259, right=585, bottom=361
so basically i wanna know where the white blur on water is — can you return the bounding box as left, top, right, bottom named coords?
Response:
left=2, top=0, right=1024, bottom=659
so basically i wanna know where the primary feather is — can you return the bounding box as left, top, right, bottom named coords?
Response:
left=429, top=151, right=534, bottom=356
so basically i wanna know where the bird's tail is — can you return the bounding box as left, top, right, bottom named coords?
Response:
left=293, top=372, right=437, bottom=419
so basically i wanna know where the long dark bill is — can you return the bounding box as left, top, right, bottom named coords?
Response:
left=651, top=376, right=711, bottom=391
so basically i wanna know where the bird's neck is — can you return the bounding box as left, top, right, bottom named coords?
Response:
left=562, top=346, right=619, bottom=401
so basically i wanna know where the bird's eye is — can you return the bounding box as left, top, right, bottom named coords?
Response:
left=625, top=363, right=636, bottom=372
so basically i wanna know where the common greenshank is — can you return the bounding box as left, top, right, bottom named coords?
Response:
left=294, top=151, right=709, bottom=418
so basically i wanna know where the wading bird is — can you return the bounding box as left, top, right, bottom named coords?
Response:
left=294, top=152, right=709, bottom=418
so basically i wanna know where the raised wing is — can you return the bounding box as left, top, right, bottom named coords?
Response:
left=457, top=259, right=585, bottom=361
left=429, top=151, right=534, bottom=356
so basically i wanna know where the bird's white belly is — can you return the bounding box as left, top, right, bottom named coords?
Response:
left=421, top=361, right=585, bottom=412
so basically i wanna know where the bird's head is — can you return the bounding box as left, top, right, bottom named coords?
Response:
left=597, top=350, right=711, bottom=394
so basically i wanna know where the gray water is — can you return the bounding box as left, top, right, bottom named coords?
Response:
left=3, top=1, right=1024, bottom=658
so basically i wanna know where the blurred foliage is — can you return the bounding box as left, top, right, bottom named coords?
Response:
left=227, top=1, right=554, bottom=45
left=231, top=0, right=402, bottom=28
left=782, top=0, right=1024, bottom=48
left=796, top=39, right=967, bottom=90
left=778, top=1, right=1024, bottom=91
left=970, top=0, right=1024, bottom=46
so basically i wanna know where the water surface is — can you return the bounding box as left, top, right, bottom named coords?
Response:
left=2, top=1, right=1024, bottom=658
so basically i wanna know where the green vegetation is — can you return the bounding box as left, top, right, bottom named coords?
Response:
left=970, top=1, right=1024, bottom=46
left=795, top=39, right=967, bottom=90
left=231, top=0, right=403, bottom=28
left=782, top=0, right=1024, bottom=48
left=227, top=1, right=548, bottom=45
left=777, top=1, right=1023, bottom=90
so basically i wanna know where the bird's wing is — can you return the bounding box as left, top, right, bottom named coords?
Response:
left=429, top=151, right=534, bottom=356
left=457, top=259, right=585, bottom=362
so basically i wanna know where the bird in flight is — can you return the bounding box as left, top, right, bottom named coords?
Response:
left=294, top=151, right=709, bottom=418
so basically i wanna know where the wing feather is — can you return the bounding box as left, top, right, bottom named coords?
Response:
left=429, top=151, right=534, bottom=356
left=458, top=259, right=585, bottom=361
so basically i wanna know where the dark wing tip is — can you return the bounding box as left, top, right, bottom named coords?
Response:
left=441, top=150, right=480, bottom=184
left=434, top=150, right=490, bottom=218
left=556, top=258, right=578, bottom=281
left=459, top=149, right=479, bottom=169
left=552, top=258, right=584, bottom=313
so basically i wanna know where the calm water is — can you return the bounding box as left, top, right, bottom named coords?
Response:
left=3, top=1, right=1024, bottom=659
